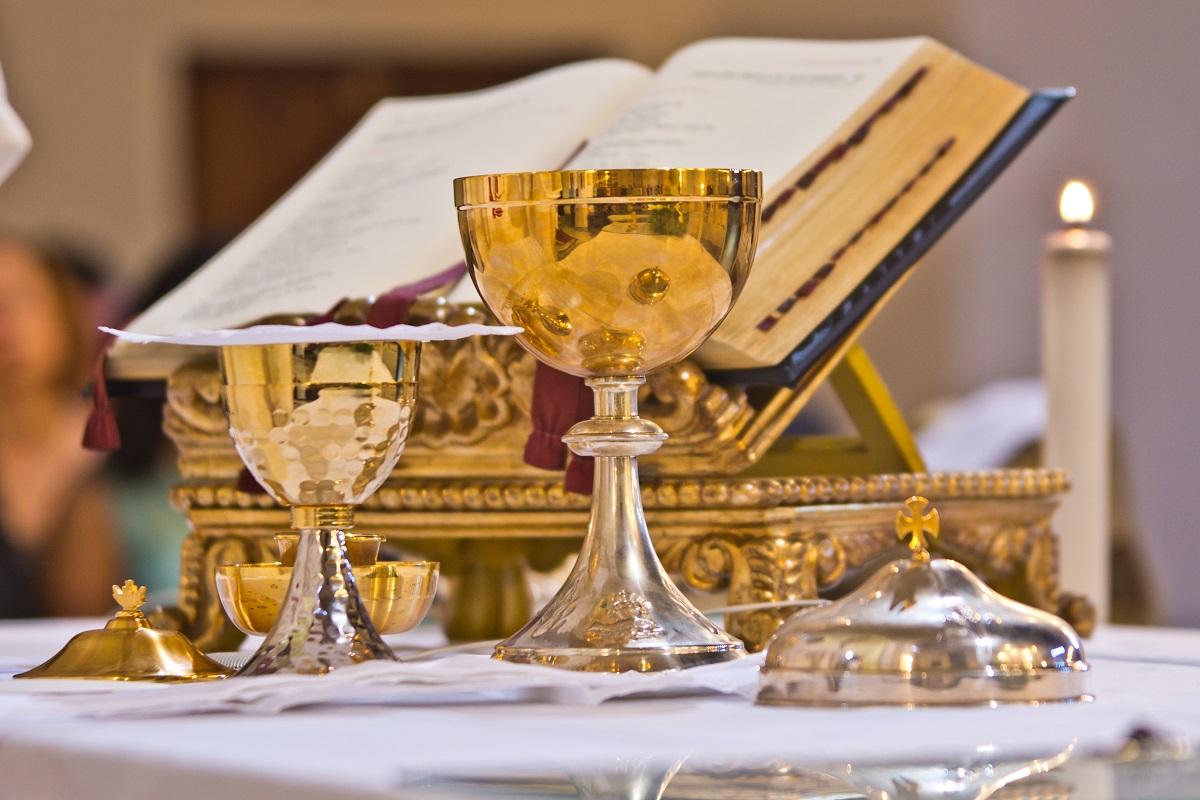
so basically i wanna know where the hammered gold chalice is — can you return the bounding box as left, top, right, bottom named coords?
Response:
left=218, top=339, right=420, bottom=675
left=455, top=168, right=761, bottom=671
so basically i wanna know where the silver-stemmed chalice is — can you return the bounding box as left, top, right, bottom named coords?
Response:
left=455, top=168, right=761, bottom=671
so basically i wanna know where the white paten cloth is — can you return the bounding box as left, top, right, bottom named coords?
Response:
left=0, top=622, right=1197, bottom=800
left=100, top=321, right=522, bottom=346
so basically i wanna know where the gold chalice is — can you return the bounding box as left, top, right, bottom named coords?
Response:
left=218, top=340, right=422, bottom=674
left=455, top=168, right=761, bottom=671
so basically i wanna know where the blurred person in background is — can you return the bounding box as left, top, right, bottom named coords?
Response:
left=0, top=233, right=124, bottom=617
left=109, top=236, right=227, bottom=605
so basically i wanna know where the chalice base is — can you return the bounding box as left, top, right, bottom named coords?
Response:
left=493, top=643, right=742, bottom=672
left=490, top=453, right=745, bottom=672
left=493, top=377, right=744, bottom=673
left=236, top=528, right=396, bottom=675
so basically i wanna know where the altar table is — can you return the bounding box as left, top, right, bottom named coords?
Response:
left=0, top=620, right=1198, bottom=799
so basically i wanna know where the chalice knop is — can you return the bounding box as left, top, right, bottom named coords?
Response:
left=218, top=339, right=419, bottom=675
left=455, top=168, right=761, bottom=671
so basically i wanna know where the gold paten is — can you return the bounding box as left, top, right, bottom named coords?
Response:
left=456, top=168, right=761, bottom=672
left=15, top=580, right=231, bottom=682
left=757, top=496, right=1090, bottom=706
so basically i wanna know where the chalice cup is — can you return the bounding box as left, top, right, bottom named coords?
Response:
left=455, top=168, right=761, bottom=671
left=218, top=340, right=420, bottom=675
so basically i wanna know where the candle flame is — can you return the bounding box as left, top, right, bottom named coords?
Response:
left=1059, top=180, right=1094, bottom=225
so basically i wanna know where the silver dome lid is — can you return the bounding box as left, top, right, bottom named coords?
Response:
left=758, top=497, right=1089, bottom=707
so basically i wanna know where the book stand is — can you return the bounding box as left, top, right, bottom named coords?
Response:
left=743, top=343, right=925, bottom=479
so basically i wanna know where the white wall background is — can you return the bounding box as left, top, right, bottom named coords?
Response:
left=0, top=1, right=1195, bottom=622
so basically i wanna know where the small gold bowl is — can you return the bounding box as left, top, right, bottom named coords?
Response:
left=273, top=533, right=384, bottom=567
left=216, top=561, right=438, bottom=637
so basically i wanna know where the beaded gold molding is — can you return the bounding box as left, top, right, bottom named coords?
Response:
left=171, top=468, right=1068, bottom=513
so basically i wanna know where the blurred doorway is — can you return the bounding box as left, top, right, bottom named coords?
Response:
left=189, top=57, right=574, bottom=237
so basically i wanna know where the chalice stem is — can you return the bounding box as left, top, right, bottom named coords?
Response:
left=493, top=377, right=742, bottom=670
left=237, top=517, right=395, bottom=676
left=574, top=378, right=679, bottom=607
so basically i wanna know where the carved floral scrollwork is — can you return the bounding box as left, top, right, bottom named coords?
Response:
left=164, top=358, right=243, bottom=479
left=174, top=531, right=266, bottom=651
left=409, top=333, right=533, bottom=448
left=936, top=509, right=1096, bottom=634
left=660, top=534, right=738, bottom=594
left=164, top=359, right=224, bottom=439
left=733, top=536, right=822, bottom=651
left=662, top=515, right=941, bottom=652
left=642, top=360, right=751, bottom=441
left=937, top=509, right=1063, bottom=621
left=663, top=528, right=866, bottom=652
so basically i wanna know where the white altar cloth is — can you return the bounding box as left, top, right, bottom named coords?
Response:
left=0, top=621, right=1197, bottom=800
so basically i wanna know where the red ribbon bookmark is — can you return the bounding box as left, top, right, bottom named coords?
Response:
left=81, top=350, right=120, bottom=451
left=524, top=363, right=593, bottom=494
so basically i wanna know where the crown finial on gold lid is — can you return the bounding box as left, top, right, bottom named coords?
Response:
left=113, top=580, right=147, bottom=615
left=896, top=496, right=939, bottom=563
left=12, top=577, right=232, bottom=681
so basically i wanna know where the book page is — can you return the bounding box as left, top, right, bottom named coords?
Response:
left=568, top=37, right=927, bottom=190
left=128, top=59, right=650, bottom=334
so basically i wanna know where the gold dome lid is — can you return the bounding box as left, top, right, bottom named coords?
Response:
left=14, top=581, right=232, bottom=682
left=758, top=497, right=1089, bottom=707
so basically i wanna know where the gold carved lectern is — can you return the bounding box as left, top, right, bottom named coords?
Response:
left=158, top=300, right=1087, bottom=654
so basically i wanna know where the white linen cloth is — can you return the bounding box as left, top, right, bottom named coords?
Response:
left=29, top=652, right=762, bottom=717
left=11, top=623, right=1194, bottom=721
left=0, top=624, right=1198, bottom=800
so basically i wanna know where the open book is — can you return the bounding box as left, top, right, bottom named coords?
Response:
left=114, top=37, right=1034, bottom=377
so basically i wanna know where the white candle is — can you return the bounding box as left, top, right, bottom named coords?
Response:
left=1043, top=180, right=1112, bottom=623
